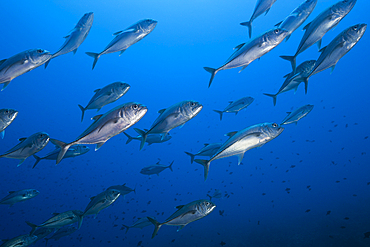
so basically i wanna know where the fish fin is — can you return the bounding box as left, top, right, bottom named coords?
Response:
left=52, top=212, right=60, bottom=216
left=283, top=73, right=291, bottom=78
left=233, top=43, right=245, bottom=50
left=330, top=65, right=336, bottom=74
left=213, top=110, right=223, bottom=121
left=235, top=112, right=238, bottom=115
left=239, top=65, right=248, bottom=73
left=280, top=55, right=296, bottom=74
left=203, top=67, right=218, bottom=88
left=92, top=114, right=103, bottom=121
left=134, top=128, right=148, bottom=150
left=64, top=27, right=77, bottom=38
left=94, top=89, right=101, bottom=93
left=26, top=221, right=38, bottom=235
left=17, top=159, right=26, bottom=167
left=1, top=130, right=4, bottom=139
left=161, top=132, right=168, bottom=141
left=123, top=132, right=134, bottom=144
left=194, top=159, right=211, bottom=181
left=180, top=210, right=197, bottom=219
left=225, top=131, right=238, bottom=138
left=44, top=59, right=51, bottom=69
left=286, top=112, right=291, bottom=115
left=51, top=138, right=72, bottom=164
left=122, top=224, right=130, bottom=234
left=85, top=52, right=100, bottom=70
left=316, top=39, right=322, bottom=50
left=158, top=109, right=166, bottom=114
left=228, top=101, right=233, bottom=104
left=294, top=85, right=299, bottom=94
left=0, top=59, right=6, bottom=66
left=32, top=155, right=42, bottom=169
left=265, top=8, right=270, bottom=15
left=119, top=50, right=126, bottom=56
left=177, top=225, right=186, bottom=231
left=237, top=153, right=244, bottom=165
left=1, top=81, right=11, bottom=91
left=95, top=142, right=106, bottom=151
left=184, top=152, right=195, bottom=164
left=168, top=161, right=174, bottom=172
left=113, top=30, right=123, bottom=35
left=78, top=104, right=86, bottom=122
left=179, top=123, right=185, bottom=129
left=18, top=137, right=27, bottom=142
left=240, top=21, right=252, bottom=38
left=73, top=48, right=78, bottom=55
left=175, top=205, right=185, bottom=209
left=275, top=21, right=283, bottom=27
left=78, top=216, right=84, bottom=229
left=113, top=28, right=137, bottom=36
left=285, top=34, right=291, bottom=42
left=263, top=93, right=277, bottom=106
left=147, top=217, right=162, bottom=238
left=203, top=143, right=210, bottom=146
left=303, top=22, right=311, bottom=30
left=90, top=196, right=96, bottom=201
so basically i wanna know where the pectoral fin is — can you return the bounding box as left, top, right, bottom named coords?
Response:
left=95, top=142, right=106, bottom=151
left=177, top=225, right=186, bottom=231
left=1, top=81, right=11, bottom=91
left=237, top=153, right=244, bottom=165
left=225, top=131, right=238, bottom=138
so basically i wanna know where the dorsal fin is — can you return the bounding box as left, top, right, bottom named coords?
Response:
left=92, top=115, right=103, bottom=121
left=18, top=138, right=27, bottom=142
left=52, top=213, right=59, bottom=216
left=8, top=191, right=15, bottom=194
left=203, top=143, right=209, bottom=147
left=225, top=131, right=238, bottom=138
left=303, top=22, right=311, bottom=30
left=275, top=21, right=283, bottom=27
left=286, top=112, right=292, bottom=115
left=122, top=183, right=126, bottom=186
left=158, top=109, right=166, bottom=114
left=90, top=196, right=96, bottom=201
left=0, top=59, right=7, bottom=66
left=228, top=101, right=234, bottom=104
left=175, top=205, right=185, bottom=210
left=234, top=43, right=245, bottom=51
left=94, top=89, right=101, bottom=93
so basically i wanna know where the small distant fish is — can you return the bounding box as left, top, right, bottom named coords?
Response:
left=219, top=210, right=224, bottom=216
left=0, top=49, right=51, bottom=90
left=185, top=143, right=222, bottom=164
left=107, top=184, right=135, bottom=198
left=0, top=189, right=39, bottom=207
left=45, top=226, right=77, bottom=246
left=140, top=161, right=174, bottom=176
left=207, top=189, right=222, bottom=201
left=124, top=130, right=172, bottom=145
left=305, top=209, right=311, bottom=213
left=326, top=211, right=331, bottom=215
left=364, top=232, right=370, bottom=238
left=45, top=12, right=94, bottom=68
left=281, top=104, right=314, bottom=125
left=220, top=241, right=226, bottom=246
left=86, top=19, right=157, bottom=69
left=213, top=97, right=254, bottom=120
left=0, top=132, right=50, bottom=166
left=0, top=234, right=38, bottom=247
left=78, top=82, right=130, bottom=122
left=147, top=199, right=216, bottom=238
left=83, top=189, right=121, bottom=218
left=122, top=217, right=157, bottom=233
left=0, top=109, right=18, bottom=139
left=240, top=0, right=277, bottom=38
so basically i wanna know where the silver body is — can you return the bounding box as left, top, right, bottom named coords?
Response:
left=27, top=210, right=83, bottom=230
left=0, top=189, right=39, bottom=206
left=45, top=226, right=77, bottom=241
left=193, top=143, right=223, bottom=157
left=281, top=104, right=314, bottom=125
left=83, top=189, right=120, bottom=218
left=0, top=109, right=18, bottom=138
left=0, top=235, right=38, bottom=247
left=107, top=184, right=135, bottom=197
left=222, top=97, right=254, bottom=113
left=124, top=132, right=172, bottom=145
left=249, top=0, right=277, bottom=22
left=140, top=161, right=173, bottom=176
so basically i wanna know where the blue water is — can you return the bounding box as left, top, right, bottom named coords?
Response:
left=0, top=0, right=369, bottom=246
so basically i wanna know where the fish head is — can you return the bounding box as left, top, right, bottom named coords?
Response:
left=28, top=49, right=51, bottom=65
left=26, top=235, right=38, bottom=244
left=345, top=23, right=367, bottom=42
left=266, top=28, right=289, bottom=45
left=78, top=12, right=94, bottom=28
left=139, top=19, right=158, bottom=33
left=33, top=132, right=50, bottom=149
left=302, top=104, right=314, bottom=115
left=0, top=108, right=18, bottom=123
left=263, top=123, right=284, bottom=140
left=182, top=100, right=203, bottom=118
left=27, top=189, right=40, bottom=198
left=114, top=82, right=130, bottom=97
left=78, top=145, right=90, bottom=155
left=333, top=0, right=356, bottom=15
left=105, top=189, right=121, bottom=200
left=119, top=102, right=148, bottom=123
left=197, top=200, right=216, bottom=216
left=163, top=133, right=172, bottom=141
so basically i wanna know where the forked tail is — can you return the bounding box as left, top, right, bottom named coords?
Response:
left=194, top=159, right=211, bottom=181
left=263, top=93, right=278, bottom=106
left=184, top=151, right=196, bottom=164
left=240, top=21, right=252, bottom=38
left=147, top=217, right=162, bottom=238
left=134, top=128, right=148, bottom=150
left=85, top=52, right=100, bottom=70
left=203, top=67, right=218, bottom=88
left=50, top=139, right=72, bottom=164
left=213, top=110, right=224, bottom=121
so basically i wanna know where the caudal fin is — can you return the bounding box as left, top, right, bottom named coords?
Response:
left=168, top=161, right=174, bottom=172
left=134, top=128, right=148, bottom=150
left=203, top=67, right=218, bottom=88
left=78, top=104, right=86, bottom=122
left=194, top=159, right=211, bottom=181
left=296, top=77, right=309, bottom=94
left=122, top=224, right=130, bottom=234
left=85, top=52, right=100, bottom=70
left=123, top=132, right=134, bottom=144
left=50, top=139, right=72, bottom=164
left=32, top=155, right=42, bottom=169
left=26, top=221, right=38, bottom=235
left=263, top=93, right=277, bottom=106
left=184, top=151, right=196, bottom=164
left=240, top=21, right=252, bottom=38
left=147, top=217, right=162, bottom=238
left=213, top=110, right=224, bottom=121
left=280, top=55, right=297, bottom=73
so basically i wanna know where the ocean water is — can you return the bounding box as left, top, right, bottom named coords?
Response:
left=0, top=0, right=369, bottom=246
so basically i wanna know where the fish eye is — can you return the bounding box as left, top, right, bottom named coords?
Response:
left=133, top=104, right=138, bottom=109
left=5, top=110, right=9, bottom=114
left=274, top=29, right=279, bottom=34
left=191, top=102, right=195, bottom=106
left=353, top=25, right=358, bottom=30
left=37, top=49, right=43, bottom=53
left=272, top=123, right=278, bottom=128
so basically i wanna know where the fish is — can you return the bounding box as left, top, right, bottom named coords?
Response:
left=78, top=82, right=130, bottom=122
left=280, top=0, right=357, bottom=72
left=0, top=235, right=38, bottom=247
left=299, top=23, right=367, bottom=84
left=26, top=210, right=84, bottom=234
left=45, top=12, right=94, bottom=68
left=106, top=184, right=136, bottom=198
left=140, top=161, right=174, bottom=176
left=52, top=102, right=147, bottom=164
left=83, top=189, right=121, bottom=218
left=31, top=228, right=54, bottom=244
left=124, top=130, right=172, bottom=145
left=0, top=109, right=18, bottom=139
left=0, top=189, right=40, bottom=207
left=147, top=199, right=216, bottom=238
left=213, top=96, right=254, bottom=120
left=86, top=19, right=158, bottom=69
left=263, top=60, right=316, bottom=105
left=207, top=189, right=222, bottom=201
left=364, top=232, right=370, bottom=238
left=195, top=123, right=284, bottom=181
left=0, top=132, right=50, bottom=166
left=275, top=0, right=318, bottom=42
left=184, top=142, right=223, bottom=164
left=204, top=28, right=288, bottom=87
left=240, top=0, right=277, bottom=38
left=122, top=217, right=157, bottom=233
left=32, top=144, right=90, bottom=168
left=45, top=226, right=77, bottom=246
left=135, top=100, right=202, bottom=150
left=281, top=104, right=314, bottom=125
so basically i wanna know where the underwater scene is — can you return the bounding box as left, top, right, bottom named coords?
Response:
left=0, top=0, right=369, bottom=246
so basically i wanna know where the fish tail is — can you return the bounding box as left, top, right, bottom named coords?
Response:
left=207, top=194, right=212, bottom=201
left=85, top=52, right=100, bottom=70
left=213, top=110, right=223, bottom=121
left=184, top=152, right=196, bottom=164
left=122, top=224, right=130, bottom=234
left=123, top=132, right=134, bottom=144
left=194, top=159, right=211, bottom=182
left=134, top=128, right=147, bottom=150
left=26, top=221, right=38, bottom=235
left=280, top=55, right=297, bottom=73
left=45, top=238, right=49, bottom=247
left=32, top=155, right=42, bottom=169
left=203, top=67, right=218, bottom=88
left=50, top=139, right=72, bottom=165
left=263, top=93, right=277, bottom=106
left=147, top=217, right=162, bottom=238
left=240, top=21, right=252, bottom=38
left=295, top=77, right=309, bottom=94
left=168, top=161, right=174, bottom=172
left=133, top=184, right=137, bottom=194
left=78, top=104, right=86, bottom=122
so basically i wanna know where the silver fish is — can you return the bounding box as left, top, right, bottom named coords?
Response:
left=32, top=228, right=54, bottom=244
left=124, top=130, right=172, bottom=145
left=45, top=226, right=77, bottom=246
left=26, top=210, right=84, bottom=234
left=0, top=132, right=50, bottom=166
left=213, top=96, right=254, bottom=120
left=195, top=123, right=284, bottom=181
left=0, top=49, right=51, bottom=90
left=0, top=109, right=18, bottom=139
left=0, top=235, right=38, bottom=247
left=281, top=104, right=314, bottom=125
left=135, top=100, right=202, bottom=150
left=52, top=102, right=147, bottom=164
left=122, top=217, right=157, bottom=234
left=275, top=0, right=317, bottom=42
left=45, top=12, right=94, bottom=68
left=147, top=199, right=216, bottom=238
left=83, top=189, right=121, bottom=218
left=204, top=28, right=288, bottom=87
left=280, top=0, right=357, bottom=72
left=263, top=60, right=316, bottom=105
left=140, top=161, right=174, bottom=176
left=107, top=184, right=135, bottom=198
left=207, top=189, right=222, bottom=201
left=86, top=19, right=157, bottom=69
left=0, top=189, right=39, bottom=207
left=184, top=142, right=223, bottom=164
left=78, top=82, right=130, bottom=122
left=32, top=144, right=90, bottom=169
left=240, top=0, right=277, bottom=38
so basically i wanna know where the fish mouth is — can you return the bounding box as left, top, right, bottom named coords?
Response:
left=10, top=111, right=18, bottom=120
